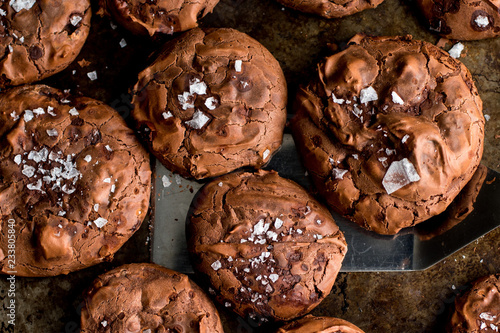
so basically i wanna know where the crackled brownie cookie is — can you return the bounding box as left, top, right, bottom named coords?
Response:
left=277, top=315, right=365, bottom=333
left=448, top=274, right=500, bottom=332
left=81, top=263, right=224, bottom=333
left=101, top=0, right=219, bottom=36
left=132, top=28, right=287, bottom=179
left=276, top=0, right=385, bottom=19
left=0, top=85, right=151, bottom=277
left=290, top=34, right=484, bottom=235
left=418, top=0, right=500, bottom=40
left=187, top=170, right=347, bottom=322
left=0, top=0, right=91, bottom=88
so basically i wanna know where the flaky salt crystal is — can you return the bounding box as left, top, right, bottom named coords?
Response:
left=448, top=43, right=464, bottom=59
left=382, top=158, right=420, bottom=194
left=253, top=219, right=270, bottom=235
left=46, top=129, right=58, bottom=137
left=189, top=78, right=207, bottom=95
left=332, top=93, right=345, bottom=104
left=162, top=111, right=173, bottom=119
left=162, top=175, right=171, bottom=188
left=211, top=260, right=222, bottom=271
left=392, top=91, right=404, bottom=105
left=475, top=15, right=489, bottom=28
left=93, top=218, right=108, bottom=228
left=274, top=218, right=283, bottom=229
left=332, top=168, right=348, bottom=180
left=360, top=86, right=378, bottom=104
left=14, top=155, right=22, bottom=165
left=234, top=60, right=242, bottom=72
left=205, top=97, right=217, bottom=110
left=69, top=108, right=79, bottom=116
left=185, top=110, right=210, bottom=129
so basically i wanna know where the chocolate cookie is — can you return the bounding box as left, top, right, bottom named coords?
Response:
left=276, top=0, right=385, bottom=19
left=101, top=0, right=220, bottom=36
left=0, top=85, right=151, bottom=277
left=277, top=315, right=365, bottom=333
left=187, top=170, right=347, bottom=322
left=290, top=34, right=484, bottom=235
left=132, top=28, right=287, bottom=179
left=418, top=0, right=500, bottom=40
left=81, top=263, right=224, bottom=333
left=0, top=0, right=91, bottom=88
left=448, top=274, right=500, bottom=333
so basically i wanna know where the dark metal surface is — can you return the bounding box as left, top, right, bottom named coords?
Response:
left=152, top=134, right=500, bottom=272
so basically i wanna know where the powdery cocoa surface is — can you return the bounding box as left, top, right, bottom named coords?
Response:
left=291, top=35, right=485, bottom=235
left=0, top=85, right=151, bottom=276
left=187, top=170, right=347, bottom=322
left=0, top=0, right=91, bottom=87
left=81, top=263, right=224, bottom=333
left=132, top=28, right=287, bottom=179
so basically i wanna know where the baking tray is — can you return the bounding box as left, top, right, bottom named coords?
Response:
left=151, top=134, right=500, bottom=272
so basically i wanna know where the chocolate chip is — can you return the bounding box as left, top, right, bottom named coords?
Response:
left=29, top=45, right=43, bottom=60
left=71, top=117, right=84, bottom=126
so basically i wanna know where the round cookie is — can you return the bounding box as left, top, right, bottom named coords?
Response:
left=132, top=28, right=287, bottom=180
left=187, top=170, right=347, bottom=322
left=418, top=0, right=500, bottom=40
left=275, top=0, right=385, bottom=19
left=0, top=0, right=91, bottom=88
left=277, top=315, right=365, bottom=333
left=290, top=34, right=484, bottom=235
left=101, top=0, right=220, bottom=36
left=448, top=274, right=500, bottom=332
left=81, top=263, right=224, bottom=333
left=0, top=85, right=151, bottom=277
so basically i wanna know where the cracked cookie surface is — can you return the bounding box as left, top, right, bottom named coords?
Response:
left=132, top=28, right=287, bottom=179
left=290, top=35, right=484, bottom=235
left=187, top=170, right=347, bottom=322
left=81, top=263, right=224, bottom=333
left=447, top=274, right=500, bottom=333
left=0, top=85, right=151, bottom=276
left=418, top=0, right=500, bottom=40
left=275, top=0, right=384, bottom=18
left=277, top=315, right=365, bottom=333
left=0, top=0, right=91, bottom=88
left=102, top=0, right=220, bottom=36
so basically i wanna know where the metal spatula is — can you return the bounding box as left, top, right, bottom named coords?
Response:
left=150, top=134, right=500, bottom=272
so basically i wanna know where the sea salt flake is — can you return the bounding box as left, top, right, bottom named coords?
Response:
left=274, top=218, right=283, bottom=229
left=22, top=165, right=35, bottom=177
left=162, top=111, right=173, bottom=119
left=10, top=111, right=19, bottom=121
left=162, top=175, right=171, bottom=188
left=46, top=129, right=58, bottom=137
left=87, top=71, right=98, bottom=81
left=175, top=174, right=182, bottom=185
left=70, top=15, right=82, bottom=26
left=475, top=15, right=489, bottom=28
left=225, top=302, right=231, bottom=307
left=111, top=184, right=116, bottom=193
left=103, top=178, right=111, bottom=183
left=119, top=38, right=127, bottom=48
left=27, top=179, right=43, bottom=191
left=14, top=155, right=22, bottom=165
left=218, top=182, right=223, bottom=187
left=189, top=78, right=207, bottom=96
left=479, top=312, right=496, bottom=321
left=84, top=155, right=92, bottom=163
left=105, top=145, right=112, bottom=151
left=178, top=92, right=194, bottom=110
left=69, top=107, right=79, bottom=116
left=266, top=231, right=278, bottom=241
left=253, top=219, right=270, bottom=235
left=392, top=91, right=404, bottom=105
left=481, top=322, right=487, bottom=330
left=352, top=105, right=363, bottom=118
left=211, top=260, right=222, bottom=271
left=33, top=107, right=45, bottom=115
left=332, top=93, right=345, bottom=104
left=360, top=86, right=378, bottom=104
left=448, top=42, right=464, bottom=59
left=23, top=110, right=34, bottom=122
left=491, top=324, right=498, bottom=332
left=402, top=134, right=410, bottom=143
left=382, top=158, right=420, bottom=194
left=101, top=320, right=108, bottom=327
left=0, top=9, right=6, bottom=16
left=332, top=168, right=348, bottom=180
left=185, top=110, right=210, bottom=129
left=58, top=211, right=66, bottom=216
left=93, top=218, right=108, bottom=228
left=28, top=148, right=48, bottom=163
left=269, top=274, right=279, bottom=283
left=484, top=114, right=490, bottom=121
left=263, top=149, right=270, bottom=160
left=94, top=204, right=99, bottom=212
left=352, top=154, right=358, bottom=160
left=204, top=97, right=217, bottom=110
left=9, top=0, right=36, bottom=13
left=234, top=60, right=242, bottom=72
